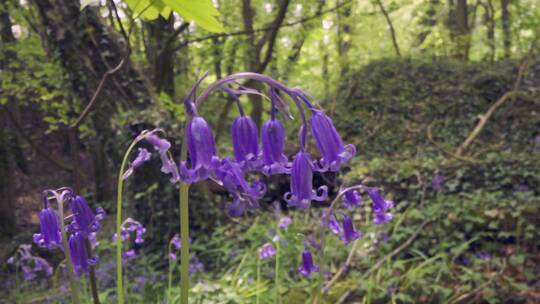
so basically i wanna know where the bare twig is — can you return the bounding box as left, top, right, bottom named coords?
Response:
left=375, top=0, right=401, bottom=57
left=69, top=59, right=125, bottom=130
left=455, top=30, right=539, bottom=156
left=362, top=220, right=431, bottom=278
left=170, top=0, right=354, bottom=53
left=427, top=123, right=479, bottom=163
left=323, top=240, right=359, bottom=292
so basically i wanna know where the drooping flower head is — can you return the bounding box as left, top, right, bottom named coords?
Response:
left=69, top=195, right=104, bottom=236
left=284, top=152, right=328, bottom=209
left=123, top=148, right=152, bottom=180
left=145, top=134, right=171, bottom=151
left=367, top=189, right=393, bottom=225
left=33, top=207, right=62, bottom=249
left=69, top=232, right=96, bottom=276
left=278, top=216, right=292, bottom=229
left=260, top=119, right=290, bottom=175
left=341, top=216, right=361, bottom=245
left=214, top=158, right=266, bottom=217
left=8, top=244, right=53, bottom=281
left=297, top=248, right=319, bottom=277
left=259, top=243, right=276, bottom=260
left=343, top=190, right=361, bottom=209
left=231, top=115, right=259, bottom=166
left=180, top=116, right=219, bottom=183
left=310, top=110, right=356, bottom=172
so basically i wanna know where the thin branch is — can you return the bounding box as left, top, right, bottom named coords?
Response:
left=170, top=0, right=354, bottom=53
left=323, top=239, right=359, bottom=293
left=455, top=30, right=539, bottom=156
left=69, top=59, right=125, bottom=130
left=448, top=259, right=507, bottom=304
left=375, top=0, right=401, bottom=57
left=362, top=220, right=431, bottom=278
left=427, top=123, right=479, bottom=163
left=258, top=0, right=291, bottom=71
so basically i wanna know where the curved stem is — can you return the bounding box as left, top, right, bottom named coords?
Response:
left=57, top=197, right=80, bottom=304
left=179, top=126, right=190, bottom=304
left=256, top=257, right=261, bottom=304
left=274, top=237, right=280, bottom=304
left=167, top=240, right=174, bottom=303
left=116, top=139, right=139, bottom=304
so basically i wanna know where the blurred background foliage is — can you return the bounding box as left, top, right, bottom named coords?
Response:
left=0, top=0, right=539, bottom=303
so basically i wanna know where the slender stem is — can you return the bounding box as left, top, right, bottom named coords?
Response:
left=116, top=140, right=139, bottom=304
left=179, top=126, right=190, bottom=304
left=57, top=198, right=80, bottom=304
left=167, top=241, right=174, bottom=303
left=274, top=238, right=280, bottom=304
left=84, top=239, right=101, bottom=304
left=256, top=258, right=261, bottom=304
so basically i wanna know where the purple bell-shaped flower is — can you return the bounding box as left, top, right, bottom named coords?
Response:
left=297, top=248, right=319, bottom=277
left=343, top=190, right=361, bottom=209
left=180, top=116, right=219, bottom=183
left=69, top=232, right=96, bottom=276
left=70, top=195, right=104, bottom=235
left=231, top=116, right=259, bottom=168
left=341, top=216, right=361, bottom=245
left=367, top=189, right=393, bottom=225
left=310, top=110, right=355, bottom=172
left=33, top=208, right=62, bottom=249
left=214, top=158, right=266, bottom=217
left=259, top=243, right=276, bottom=260
left=261, top=119, right=290, bottom=175
left=284, top=152, right=328, bottom=209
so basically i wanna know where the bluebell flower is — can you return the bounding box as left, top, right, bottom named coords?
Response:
left=310, top=110, right=355, bottom=172
left=327, top=215, right=342, bottom=236
left=284, top=152, right=328, bottom=209
left=214, top=158, right=266, bottom=217
left=343, top=190, right=361, bottom=209
left=432, top=174, right=444, bottom=190
left=69, top=195, right=105, bottom=236
left=261, top=119, right=290, bottom=175
left=8, top=244, right=53, bottom=281
left=259, top=243, right=276, bottom=260
left=367, top=190, right=393, bottom=225
left=278, top=216, right=292, bottom=229
left=297, top=249, right=319, bottom=277
left=69, top=232, right=96, bottom=276
left=33, top=208, right=62, bottom=249
left=341, top=217, right=361, bottom=245
left=145, top=134, right=171, bottom=151
left=123, top=148, right=151, bottom=180
left=231, top=115, right=259, bottom=168
left=180, top=116, right=219, bottom=183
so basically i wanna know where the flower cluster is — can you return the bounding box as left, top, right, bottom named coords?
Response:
left=7, top=244, right=53, bottom=281
left=113, top=218, right=146, bottom=259
left=33, top=188, right=105, bottom=276
left=168, top=234, right=204, bottom=274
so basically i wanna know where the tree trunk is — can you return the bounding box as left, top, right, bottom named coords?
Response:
left=32, top=0, right=153, bottom=201
left=0, top=7, right=17, bottom=234
left=143, top=16, right=176, bottom=97
left=447, top=0, right=470, bottom=61
left=501, top=0, right=511, bottom=58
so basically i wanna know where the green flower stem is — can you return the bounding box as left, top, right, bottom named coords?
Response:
left=116, top=139, right=139, bottom=304
left=256, top=257, right=261, bottom=304
left=179, top=127, right=190, bottom=304
left=84, top=239, right=101, bottom=304
left=274, top=236, right=280, bottom=304
left=57, top=197, right=80, bottom=304
left=167, top=240, right=174, bottom=303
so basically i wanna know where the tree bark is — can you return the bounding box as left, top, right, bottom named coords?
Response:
left=375, top=0, right=401, bottom=57
left=0, top=6, right=17, bottom=234
left=501, top=0, right=511, bottom=58
left=447, top=0, right=470, bottom=61
left=32, top=0, right=153, bottom=201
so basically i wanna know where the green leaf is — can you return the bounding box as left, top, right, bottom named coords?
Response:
left=124, top=0, right=224, bottom=33
left=161, top=0, right=224, bottom=32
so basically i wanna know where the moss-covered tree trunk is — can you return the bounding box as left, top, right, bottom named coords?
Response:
left=32, top=0, right=153, bottom=201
